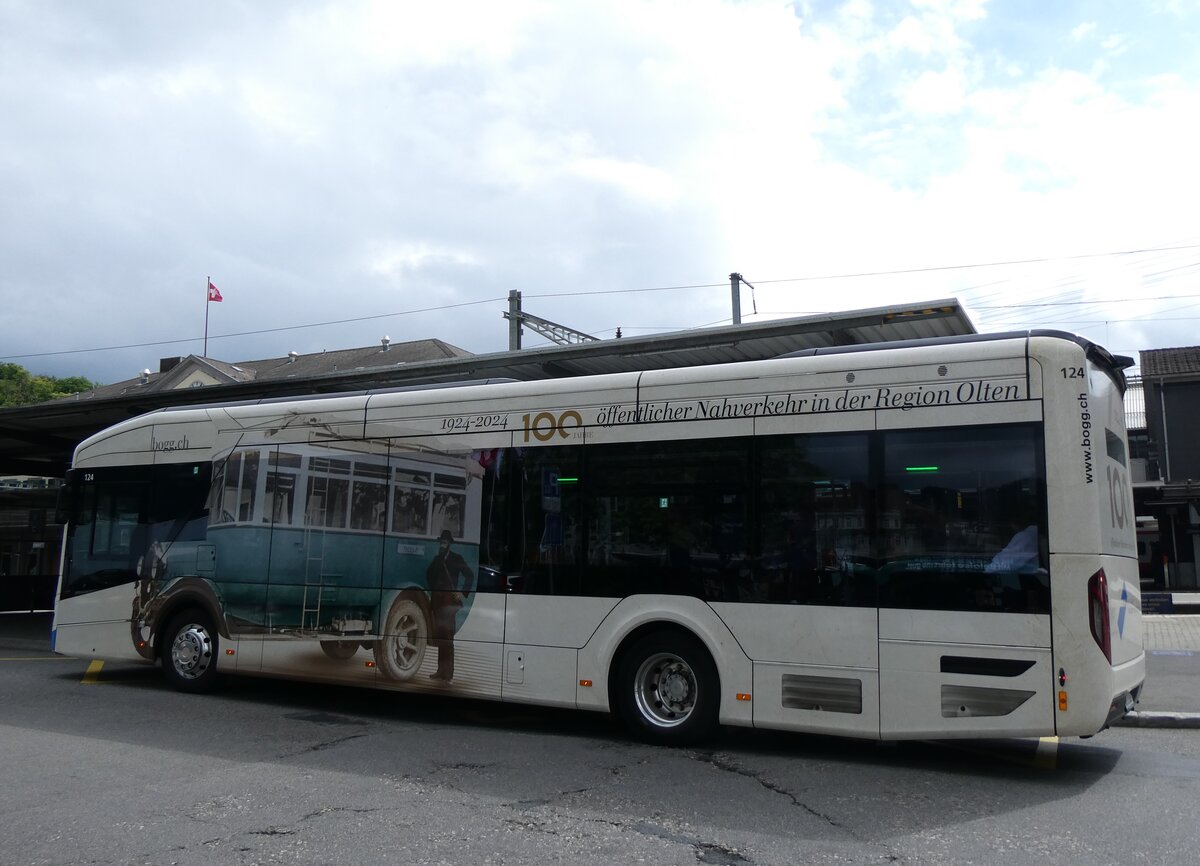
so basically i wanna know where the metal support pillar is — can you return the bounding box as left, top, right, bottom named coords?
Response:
left=508, top=290, right=523, bottom=351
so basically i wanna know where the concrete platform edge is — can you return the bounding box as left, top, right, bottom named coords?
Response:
left=1110, top=711, right=1200, bottom=729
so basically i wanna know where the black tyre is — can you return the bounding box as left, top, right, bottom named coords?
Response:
left=320, top=640, right=359, bottom=661
left=614, top=631, right=720, bottom=745
left=161, top=609, right=220, bottom=693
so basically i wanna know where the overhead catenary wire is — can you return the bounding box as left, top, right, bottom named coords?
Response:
left=972, top=294, right=1200, bottom=309
left=2, top=297, right=507, bottom=361
left=5, top=241, right=1200, bottom=363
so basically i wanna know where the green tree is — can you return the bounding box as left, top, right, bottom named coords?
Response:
left=0, top=363, right=97, bottom=407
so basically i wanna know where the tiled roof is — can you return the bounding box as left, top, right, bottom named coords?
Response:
left=59, top=338, right=473, bottom=401
left=1141, top=346, right=1200, bottom=378
left=248, top=339, right=471, bottom=381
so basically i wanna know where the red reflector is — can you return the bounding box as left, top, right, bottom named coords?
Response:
left=1088, top=568, right=1112, bottom=664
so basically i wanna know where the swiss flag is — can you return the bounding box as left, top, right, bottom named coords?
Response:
left=207, top=280, right=223, bottom=302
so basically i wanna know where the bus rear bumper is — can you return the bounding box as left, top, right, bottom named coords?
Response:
left=1104, top=651, right=1146, bottom=728
left=1104, top=682, right=1142, bottom=728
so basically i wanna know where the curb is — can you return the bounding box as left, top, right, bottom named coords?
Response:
left=1111, top=711, right=1200, bottom=729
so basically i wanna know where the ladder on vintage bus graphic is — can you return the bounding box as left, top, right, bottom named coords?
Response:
left=301, top=483, right=329, bottom=631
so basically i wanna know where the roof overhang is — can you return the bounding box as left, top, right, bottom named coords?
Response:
left=0, top=299, right=974, bottom=476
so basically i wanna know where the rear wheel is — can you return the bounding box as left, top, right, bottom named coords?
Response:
left=614, top=631, right=720, bottom=745
left=161, top=609, right=220, bottom=693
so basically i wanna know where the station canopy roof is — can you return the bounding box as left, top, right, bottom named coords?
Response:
left=0, top=298, right=974, bottom=476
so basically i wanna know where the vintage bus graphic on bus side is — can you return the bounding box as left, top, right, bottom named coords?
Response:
left=125, top=442, right=483, bottom=685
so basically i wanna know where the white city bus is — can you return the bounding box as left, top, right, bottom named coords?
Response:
left=53, top=331, right=1144, bottom=744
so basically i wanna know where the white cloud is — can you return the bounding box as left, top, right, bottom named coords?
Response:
left=238, top=79, right=324, bottom=145
left=909, top=0, right=989, bottom=21
left=889, top=15, right=938, bottom=55
left=291, top=0, right=535, bottom=72
left=366, top=241, right=482, bottom=280
left=1072, top=21, right=1098, bottom=41
left=568, top=157, right=681, bottom=207
left=2, top=0, right=1200, bottom=380
left=904, top=66, right=970, bottom=114
left=1100, top=33, right=1129, bottom=55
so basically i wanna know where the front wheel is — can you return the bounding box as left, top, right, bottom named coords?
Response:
left=161, top=609, right=220, bottom=693
left=614, top=631, right=720, bottom=745
left=374, top=594, right=429, bottom=681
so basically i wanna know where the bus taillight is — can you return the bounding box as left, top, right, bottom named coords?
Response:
left=1088, top=568, right=1112, bottom=664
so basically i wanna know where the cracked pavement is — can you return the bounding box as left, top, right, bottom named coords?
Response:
left=4, top=660, right=1199, bottom=864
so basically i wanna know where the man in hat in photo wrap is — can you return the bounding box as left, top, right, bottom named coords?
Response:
left=426, top=529, right=474, bottom=682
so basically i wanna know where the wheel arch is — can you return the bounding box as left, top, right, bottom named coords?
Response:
left=149, top=577, right=230, bottom=656
left=382, top=584, right=432, bottom=620
left=605, top=620, right=711, bottom=708
left=577, top=595, right=753, bottom=728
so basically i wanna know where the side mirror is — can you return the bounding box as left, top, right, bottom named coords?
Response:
left=54, top=482, right=73, bottom=526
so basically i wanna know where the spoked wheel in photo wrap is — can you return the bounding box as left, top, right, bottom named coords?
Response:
left=374, top=593, right=430, bottom=681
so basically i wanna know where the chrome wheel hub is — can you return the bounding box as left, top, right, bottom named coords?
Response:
left=170, top=623, right=213, bottom=680
left=634, top=652, right=698, bottom=728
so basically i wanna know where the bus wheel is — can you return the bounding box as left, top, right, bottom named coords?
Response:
left=161, top=609, right=219, bottom=693
left=374, top=594, right=428, bottom=681
left=320, top=640, right=359, bottom=661
left=615, top=631, right=719, bottom=745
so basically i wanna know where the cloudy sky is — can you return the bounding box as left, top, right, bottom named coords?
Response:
left=2, top=0, right=1198, bottom=384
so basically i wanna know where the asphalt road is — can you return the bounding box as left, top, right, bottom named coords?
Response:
left=3, top=615, right=1200, bottom=865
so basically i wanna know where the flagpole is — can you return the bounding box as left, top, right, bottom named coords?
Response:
left=204, top=275, right=210, bottom=357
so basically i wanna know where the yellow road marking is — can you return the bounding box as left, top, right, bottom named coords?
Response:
left=81, top=659, right=105, bottom=684
left=1033, top=736, right=1059, bottom=770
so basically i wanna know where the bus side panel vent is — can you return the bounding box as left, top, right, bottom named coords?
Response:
left=941, top=685, right=1036, bottom=718
left=940, top=655, right=1036, bottom=677
left=781, top=674, right=863, bottom=714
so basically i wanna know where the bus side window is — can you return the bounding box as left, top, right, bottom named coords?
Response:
left=514, top=445, right=581, bottom=596
left=350, top=460, right=389, bottom=532
left=265, top=450, right=302, bottom=526
left=757, top=433, right=872, bottom=607
left=476, top=448, right=512, bottom=593
left=391, top=468, right=431, bottom=535
left=149, top=464, right=212, bottom=543
left=878, top=425, right=1049, bottom=614
left=584, top=439, right=748, bottom=601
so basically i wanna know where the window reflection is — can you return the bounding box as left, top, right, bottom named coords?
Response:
left=759, top=434, right=873, bottom=606
left=878, top=426, right=1048, bottom=613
